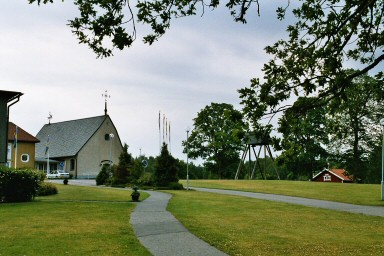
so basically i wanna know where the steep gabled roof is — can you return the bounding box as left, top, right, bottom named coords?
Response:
left=8, top=122, right=40, bottom=143
left=35, top=115, right=107, bottom=158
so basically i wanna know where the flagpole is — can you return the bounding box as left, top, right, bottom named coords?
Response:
left=14, top=142, right=17, bottom=168
left=169, top=121, right=171, bottom=153
left=159, top=111, right=161, bottom=152
left=46, top=135, right=50, bottom=174
left=47, top=151, right=50, bottom=174
left=14, top=125, right=18, bottom=169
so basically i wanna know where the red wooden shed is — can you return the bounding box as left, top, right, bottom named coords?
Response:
left=312, top=168, right=353, bottom=183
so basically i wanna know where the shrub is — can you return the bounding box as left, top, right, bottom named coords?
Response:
left=37, top=182, right=58, bottom=196
left=96, top=165, right=111, bottom=185
left=167, top=182, right=184, bottom=190
left=138, top=172, right=153, bottom=186
left=131, top=185, right=140, bottom=201
left=0, top=166, right=45, bottom=202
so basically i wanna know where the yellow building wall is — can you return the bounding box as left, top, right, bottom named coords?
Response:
left=9, top=142, right=36, bottom=169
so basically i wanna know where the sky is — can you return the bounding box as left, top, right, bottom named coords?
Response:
left=1, top=1, right=295, bottom=163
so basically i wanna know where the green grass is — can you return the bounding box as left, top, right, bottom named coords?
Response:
left=38, top=184, right=149, bottom=202
left=0, top=184, right=150, bottom=256
left=181, top=179, right=384, bottom=206
left=168, top=190, right=384, bottom=256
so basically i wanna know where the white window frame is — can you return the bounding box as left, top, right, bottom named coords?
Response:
left=21, top=154, right=30, bottom=163
left=323, top=174, right=331, bottom=181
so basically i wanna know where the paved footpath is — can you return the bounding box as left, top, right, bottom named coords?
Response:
left=192, top=187, right=384, bottom=217
left=49, top=179, right=227, bottom=255
left=130, top=190, right=227, bottom=256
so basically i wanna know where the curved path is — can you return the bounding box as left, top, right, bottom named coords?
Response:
left=48, top=179, right=227, bottom=255
left=192, top=187, right=384, bottom=217
left=130, top=190, right=227, bottom=256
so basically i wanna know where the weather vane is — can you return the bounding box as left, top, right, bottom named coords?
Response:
left=48, top=112, right=53, bottom=124
left=102, top=90, right=110, bottom=115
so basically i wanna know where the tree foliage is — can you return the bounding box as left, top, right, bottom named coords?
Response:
left=29, top=0, right=383, bottom=101
left=326, top=72, right=384, bottom=181
left=183, top=103, right=248, bottom=178
left=29, top=0, right=261, bottom=57
left=272, top=72, right=384, bottom=182
left=240, top=0, right=383, bottom=118
left=154, top=143, right=179, bottom=187
left=275, top=97, right=329, bottom=179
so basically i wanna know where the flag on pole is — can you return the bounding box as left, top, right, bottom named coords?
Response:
left=13, top=126, right=18, bottom=148
left=165, top=118, right=168, bottom=141
left=163, top=114, right=165, bottom=142
left=45, top=136, right=50, bottom=155
left=169, top=121, right=171, bottom=152
left=159, top=111, right=161, bottom=151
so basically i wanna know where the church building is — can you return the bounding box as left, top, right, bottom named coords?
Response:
left=35, top=113, right=123, bottom=179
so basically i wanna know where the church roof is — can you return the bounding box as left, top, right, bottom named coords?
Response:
left=35, top=115, right=108, bottom=158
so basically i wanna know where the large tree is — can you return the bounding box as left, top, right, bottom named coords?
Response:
left=275, top=97, right=329, bottom=179
left=326, top=72, right=384, bottom=181
left=240, top=0, right=383, bottom=118
left=183, top=103, right=247, bottom=178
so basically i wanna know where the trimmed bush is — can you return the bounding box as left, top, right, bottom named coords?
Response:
left=37, top=182, right=58, bottom=196
left=0, top=166, right=45, bottom=202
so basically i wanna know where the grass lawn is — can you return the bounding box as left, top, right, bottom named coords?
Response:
left=168, top=190, right=384, bottom=256
left=0, top=184, right=150, bottom=256
left=180, top=179, right=384, bottom=206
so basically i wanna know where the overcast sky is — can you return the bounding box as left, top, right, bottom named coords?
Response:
left=2, top=1, right=294, bottom=162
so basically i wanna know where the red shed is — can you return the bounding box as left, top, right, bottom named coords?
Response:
left=312, top=168, right=353, bottom=183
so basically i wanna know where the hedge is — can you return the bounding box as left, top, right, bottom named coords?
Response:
left=0, top=166, right=45, bottom=202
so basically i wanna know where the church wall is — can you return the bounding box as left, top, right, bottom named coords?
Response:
left=77, top=116, right=123, bottom=178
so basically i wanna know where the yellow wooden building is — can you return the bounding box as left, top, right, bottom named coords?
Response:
left=7, top=122, right=40, bottom=169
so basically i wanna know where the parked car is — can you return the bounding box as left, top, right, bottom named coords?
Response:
left=46, top=171, right=59, bottom=179
left=46, top=170, right=70, bottom=179
left=57, top=170, right=70, bottom=179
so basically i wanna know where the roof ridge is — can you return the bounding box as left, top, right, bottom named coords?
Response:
left=45, top=115, right=107, bottom=125
left=35, top=115, right=109, bottom=158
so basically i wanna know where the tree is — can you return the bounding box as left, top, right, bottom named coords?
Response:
left=275, top=97, right=329, bottom=179
left=326, top=72, right=384, bottom=181
left=183, top=103, right=247, bottom=178
left=111, top=143, right=144, bottom=185
left=154, top=143, right=179, bottom=187
left=29, top=1, right=384, bottom=85
left=29, top=0, right=265, bottom=57
left=240, top=0, right=383, bottom=118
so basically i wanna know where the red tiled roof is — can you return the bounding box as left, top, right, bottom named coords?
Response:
left=329, top=168, right=353, bottom=181
left=8, top=122, right=40, bottom=143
